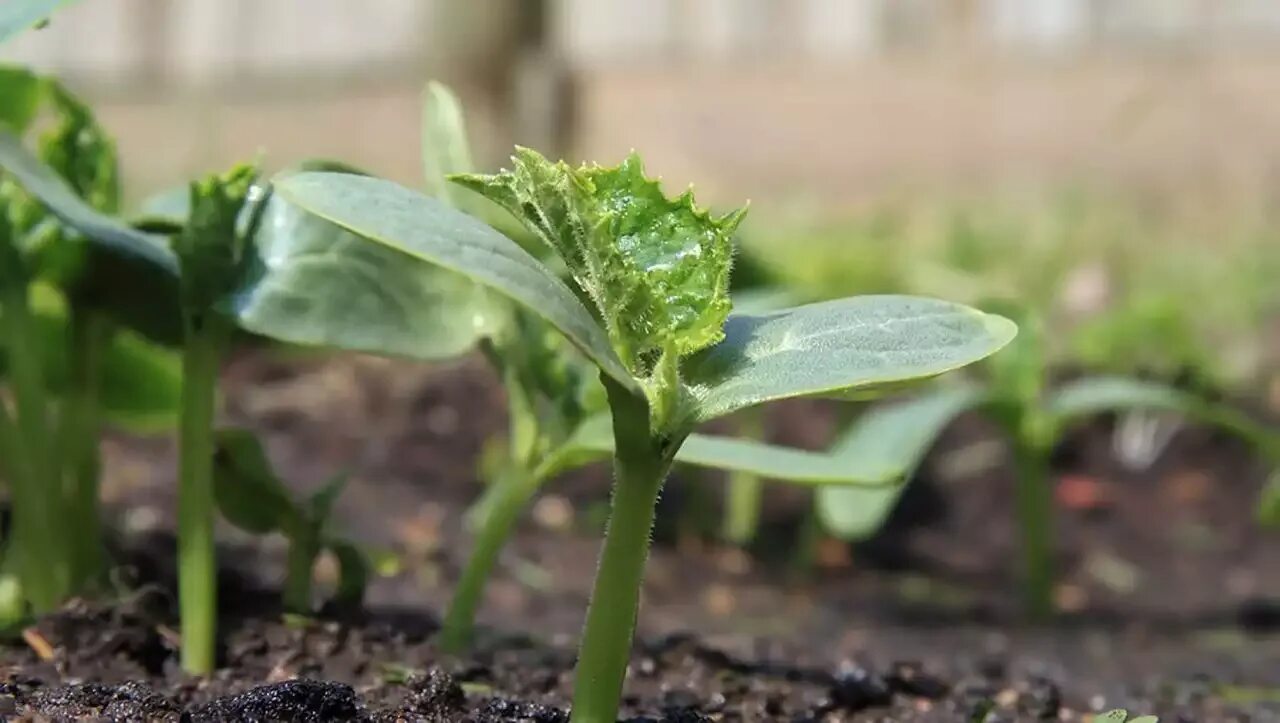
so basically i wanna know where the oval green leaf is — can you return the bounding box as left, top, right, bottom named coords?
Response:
left=212, top=428, right=295, bottom=535
left=1047, top=375, right=1278, bottom=459
left=565, top=414, right=902, bottom=487
left=229, top=189, right=495, bottom=361
left=0, top=130, right=182, bottom=343
left=816, top=385, right=988, bottom=541
left=274, top=172, right=635, bottom=389
left=684, top=295, right=1015, bottom=423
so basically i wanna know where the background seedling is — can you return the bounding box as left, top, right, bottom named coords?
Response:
left=170, top=164, right=261, bottom=673
left=0, top=70, right=180, bottom=619
left=816, top=310, right=1279, bottom=618
left=213, top=428, right=368, bottom=613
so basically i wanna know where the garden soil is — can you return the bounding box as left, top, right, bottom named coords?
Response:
left=2, top=352, right=1277, bottom=721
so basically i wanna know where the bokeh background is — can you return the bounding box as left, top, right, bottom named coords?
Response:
left=5, top=0, right=1278, bottom=388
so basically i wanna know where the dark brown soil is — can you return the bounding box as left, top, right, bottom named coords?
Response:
left=3, top=351, right=1278, bottom=721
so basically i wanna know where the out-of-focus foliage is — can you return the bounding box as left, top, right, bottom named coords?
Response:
left=739, top=190, right=1280, bottom=392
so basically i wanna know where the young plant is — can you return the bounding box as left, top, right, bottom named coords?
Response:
left=0, top=69, right=181, bottom=616
left=213, top=428, right=368, bottom=613
left=170, top=165, right=262, bottom=673
left=257, top=145, right=1014, bottom=721
left=817, top=312, right=1279, bottom=619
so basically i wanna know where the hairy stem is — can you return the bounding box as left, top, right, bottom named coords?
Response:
left=61, top=310, right=108, bottom=589
left=1013, top=423, right=1054, bottom=620
left=571, top=380, right=676, bottom=723
left=178, top=320, right=226, bottom=674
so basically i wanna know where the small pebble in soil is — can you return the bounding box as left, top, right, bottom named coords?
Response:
left=1020, top=676, right=1062, bottom=719
left=401, top=670, right=466, bottom=718
left=475, top=697, right=568, bottom=723
left=829, top=662, right=893, bottom=711
left=887, top=660, right=951, bottom=699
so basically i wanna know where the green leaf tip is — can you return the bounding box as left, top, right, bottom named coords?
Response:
left=451, top=147, right=746, bottom=377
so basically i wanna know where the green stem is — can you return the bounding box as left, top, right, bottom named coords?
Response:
left=1013, top=425, right=1054, bottom=620
left=1, top=283, right=66, bottom=612
left=282, top=522, right=317, bottom=614
left=723, top=471, right=763, bottom=545
left=571, top=382, right=676, bottom=723
left=60, top=310, right=107, bottom=589
left=440, top=466, right=541, bottom=652
left=722, top=411, right=765, bottom=545
left=177, top=320, right=226, bottom=674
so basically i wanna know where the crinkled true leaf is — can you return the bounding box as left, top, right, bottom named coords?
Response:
left=38, top=82, right=120, bottom=215
left=0, top=0, right=81, bottom=43
left=816, top=385, right=989, bottom=540
left=564, top=414, right=902, bottom=487
left=212, top=428, right=295, bottom=535
left=275, top=171, right=634, bottom=389
left=175, top=164, right=258, bottom=314
left=0, top=130, right=181, bottom=342
left=0, top=66, right=43, bottom=132
left=452, top=149, right=744, bottom=374
left=229, top=188, right=494, bottom=360
left=684, top=295, right=1016, bottom=423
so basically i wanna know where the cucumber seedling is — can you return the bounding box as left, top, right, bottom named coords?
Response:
left=0, top=68, right=181, bottom=618
left=266, top=141, right=1015, bottom=721
left=213, top=428, right=368, bottom=613
left=817, top=311, right=1279, bottom=618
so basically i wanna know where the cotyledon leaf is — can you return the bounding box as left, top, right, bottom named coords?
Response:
left=274, top=171, right=636, bottom=390
left=229, top=189, right=497, bottom=361
left=816, top=384, right=989, bottom=541
left=0, top=130, right=181, bottom=343
left=0, top=0, right=81, bottom=44
left=563, top=414, right=902, bottom=487
left=421, top=81, right=476, bottom=210
left=1047, top=376, right=1278, bottom=451
left=212, top=428, right=295, bottom=535
left=684, top=295, right=1016, bottom=423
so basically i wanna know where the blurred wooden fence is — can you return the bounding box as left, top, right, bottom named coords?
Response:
left=560, top=0, right=1280, bottom=61
left=3, top=0, right=1279, bottom=200
left=7, top=1, right=1280, bottom=90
